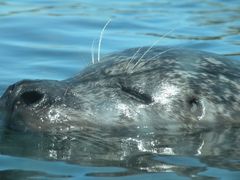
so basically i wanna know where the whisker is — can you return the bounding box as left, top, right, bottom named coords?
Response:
left=147, top=47, right=178, bottom=61
left=97, top=19, right=111, bottom=62
left=130, top=28, right=176, bottom=71
left=125, top=47, right=142, bottom=71
left=91, top=39, right=96, bottom=64
left=134, top=47, right=178, bottom=70
left=134, top=48, right=177, bottom=68
left=64, top=87, right=69, bottom=96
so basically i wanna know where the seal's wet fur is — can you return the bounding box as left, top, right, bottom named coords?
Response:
left=0, top=47, right=239, bottom=134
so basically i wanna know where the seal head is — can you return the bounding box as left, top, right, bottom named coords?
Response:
left=0, top=47, right=240, bottom=134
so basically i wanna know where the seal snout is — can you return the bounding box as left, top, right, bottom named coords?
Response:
left=0, top=80, right=50, bottom=114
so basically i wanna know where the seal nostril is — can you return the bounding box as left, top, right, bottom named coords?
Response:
left=20, top=91, right=44, bottom=105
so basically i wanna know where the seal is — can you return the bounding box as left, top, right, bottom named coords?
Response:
left=0, top=46, right=239, bottom=134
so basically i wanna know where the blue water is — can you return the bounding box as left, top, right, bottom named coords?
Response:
left=0, top=0, right=240, bottom=179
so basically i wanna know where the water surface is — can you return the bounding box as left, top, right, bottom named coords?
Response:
left=0, top=0, right=240, bottom=179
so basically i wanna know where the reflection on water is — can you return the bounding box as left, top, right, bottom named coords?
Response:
left=0, top=126, right=240, bottom=179
left=0, top=0, right=240, bottom=179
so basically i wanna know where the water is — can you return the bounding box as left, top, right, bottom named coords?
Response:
left=0, top=0, right=240, bottom=179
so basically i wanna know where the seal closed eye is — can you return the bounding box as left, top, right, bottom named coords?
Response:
left=120, top=85, right=153, bottom=104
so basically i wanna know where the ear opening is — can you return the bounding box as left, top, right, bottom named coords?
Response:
left=187, top=96, right=203, bottom=117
